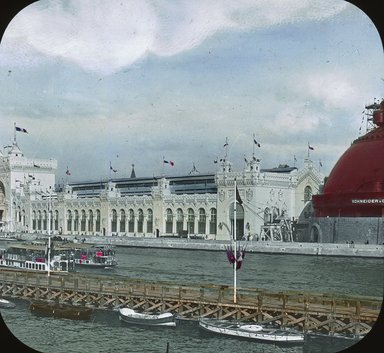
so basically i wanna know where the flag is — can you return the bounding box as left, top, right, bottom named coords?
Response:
left=66, top=167, right=71, bottom=176
left=236, top=186, right=243, bottom=206
left=225, top=245, right=236, bottom=264
left=223, top=142, right=228, bottom=147
left=163, top=159, right=174, bottom=166
left=253, top=138, right=261, bottom=147
left=33, top=164, right=40, bottom=168
left=319, top=161, right=323, bottom=167
left=15, top=126, right=28, bottom=133
left=308, top=144, right=314, bottom=150
left=225, top=244, right=246, bottom=270
left=236, top=246, right=246, bottom=270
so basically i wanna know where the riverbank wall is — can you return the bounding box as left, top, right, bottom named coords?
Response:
left=2, top=233, right=383, bottom=258
left=95, top=237, right=384, bottom=258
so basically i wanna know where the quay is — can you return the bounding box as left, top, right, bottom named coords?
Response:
left=0, top=268, right=381, bottom=337
left=2, top=233, right=384, bottom=258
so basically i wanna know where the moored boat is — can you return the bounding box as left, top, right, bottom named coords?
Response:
left=199, top=318, right=305, bottom=343
left=0, top=298, right=16, bottom=308
left=118, top=307, right=176, bottom=327
left=0, top=240, right=75, bottom=273
left=29, top=300, right=93, bottom=320
left=71, top=244, right=117, bottom=269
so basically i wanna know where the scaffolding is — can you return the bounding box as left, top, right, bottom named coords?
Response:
left=259, top=218, right=293, bottom=242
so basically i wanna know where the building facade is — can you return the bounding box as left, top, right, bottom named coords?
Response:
left=0, top=140, right=323, bottom=241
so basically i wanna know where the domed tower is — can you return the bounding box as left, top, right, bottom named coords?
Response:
left=313, top=100, right=384, bottom=217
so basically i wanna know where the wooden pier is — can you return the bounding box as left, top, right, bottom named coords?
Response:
left=0, top=268, right=381, bottom=337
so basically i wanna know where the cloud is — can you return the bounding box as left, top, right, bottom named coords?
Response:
left=302, top=72, right=359, bottom=109
left=2, top=0, right=347, bottom=75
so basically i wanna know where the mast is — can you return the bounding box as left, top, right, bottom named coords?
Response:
left=47, top=190, right=51, bottom=277
left=233, top=178, right=237, bottom=304
left=47, top=235, right=51, bottom=277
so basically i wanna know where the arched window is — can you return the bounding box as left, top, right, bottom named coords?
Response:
left=111, top=209, right=117, bottom=232
left=137, top=209, right=144, bottom=233
left=147, top=209, right=153, bottom=234
left=88, top=210, right=93, bottom=232
left=120, top=209, right=126, bottom=232
left=74, top=210, right=79, bottom=231
left=187, top=208, right=195, bottom=234
left=198, top=208, right=206, bottom=234
left=209, top=208, right=217, bottom=235
left=42, top=210, right=47, bottom=231
left=81, top=210, right=86, bottom=232
left=176, top=208, right=184, bottom=233
left=54, top=210, right=59, bottom=231
left=37, top=210, right=42, bottom=230
left=67, top=210, right=72, bottom=231
left=304, top=185, right=313, bottom=202
left=165, top=208, right=173, bottom=234
left=32, top=211, right=36, bottom=231
left=95, top=210, right=101, bottom=232
left=128, top=209, right=134, bottom=233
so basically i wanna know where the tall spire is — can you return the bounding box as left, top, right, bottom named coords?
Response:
left=130, top=164, right=136, bottom=178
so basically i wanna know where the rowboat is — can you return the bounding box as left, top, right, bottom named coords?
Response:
left=199, top=318, right=305, bottom=343
left=0, top=298, right=16, bottom=308
left=118, top=307, right=176, bottom=327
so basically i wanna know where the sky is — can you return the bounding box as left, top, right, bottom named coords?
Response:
left=0, top=0, right=383, bottom=183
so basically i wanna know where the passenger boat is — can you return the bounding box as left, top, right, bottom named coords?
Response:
left=0, top=298, right=16, bottom=308
left=198, top=318, right=305, bottom=343
left=29, top=300, right=93, bottom=320
left=118, top=307, right=176, bottom=327
left=71, top=244, right=117, bottom=269
left=0, top=239, right=75, bottom=273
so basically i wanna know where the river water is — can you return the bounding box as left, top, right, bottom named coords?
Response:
left=1, top=244, right=383, bottom=353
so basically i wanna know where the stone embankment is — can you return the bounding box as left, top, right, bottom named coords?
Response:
left=92, top=237, right=384, bottom=258
left=1, top=233, right=383, bottom=258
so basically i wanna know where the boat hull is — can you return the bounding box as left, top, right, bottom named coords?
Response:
left=29, top=301, right=93, bottom=320
left=199, top=319, right=304, bottom=343
left=118, top=308, right=176, bottom=327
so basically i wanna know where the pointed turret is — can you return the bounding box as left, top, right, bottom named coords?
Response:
left=130, top=164, right=136, bottom=178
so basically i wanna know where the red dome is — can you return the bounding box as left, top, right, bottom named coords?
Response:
left=313, top=101, right=384, bottom=217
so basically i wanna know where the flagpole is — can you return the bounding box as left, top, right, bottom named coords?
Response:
left=47, top=233, right=51, bottom=277
left=252, top=133, right=255, bottom=157
left=233, top=178, right=237, bottom=304
left=14, top=122, right=16, bottom=144
left=47, top=190, right=51, bottom=277
left=224, top=137, right=228, bottom=160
